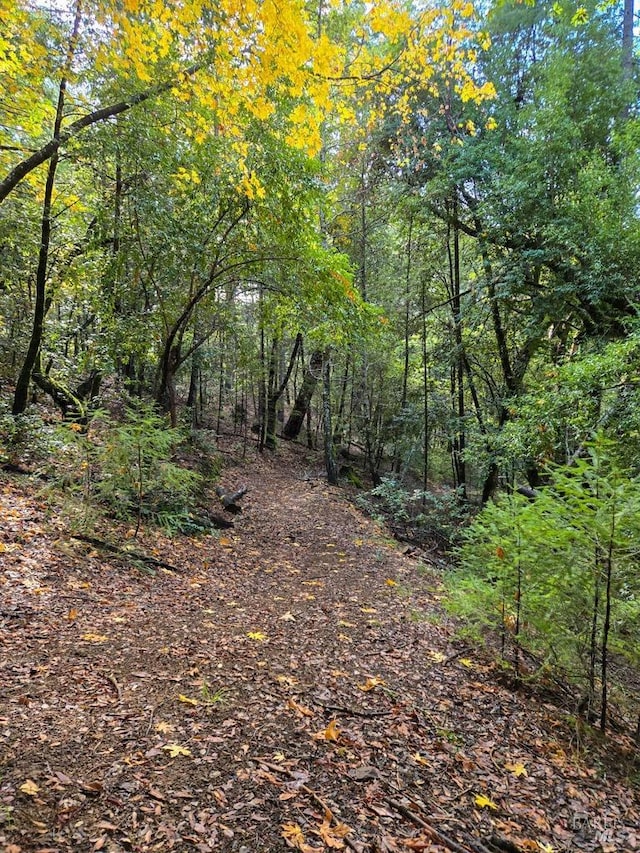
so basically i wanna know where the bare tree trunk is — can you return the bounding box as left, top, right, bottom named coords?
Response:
left=283, top=348, right=323, bottom=440
left=447, top=205, right=466, bottom=498
left=421, top=276, right=429, bottom=497
left=623, top=0, right=634, bottom=78
left=322, top=352, right=338, bottom=485
left=13, top=2, right=83, bottom=415
left=265, top=333, right=302, bottom=449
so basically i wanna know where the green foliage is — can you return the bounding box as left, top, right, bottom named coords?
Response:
left=58, top=401, right=202, bottom=534
left=357, top=477, right=471, bottom=549
left=447, top=438, right=640, bottom=728
left=495, top=331, right=640, bottom=476
left=0, top=405, right=57, bottom=469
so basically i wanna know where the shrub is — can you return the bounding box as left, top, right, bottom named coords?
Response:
left=58, top=400, right=203, bottom=534
left=446, top=437, right=640, bottom=733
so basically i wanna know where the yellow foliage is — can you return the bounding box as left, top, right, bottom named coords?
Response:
left=2, top=0, right=496, bottom=208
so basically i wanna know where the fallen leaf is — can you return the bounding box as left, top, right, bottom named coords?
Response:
left=505, top=761, right=528, bottom=777
left=427, top=650, right=447, bottom=663
left=154, top=721, right=174, bottom=733
left=67, top=608, right=78, bottom=620
left=311, top=810, right=351, bottom=848
left=385, top=578, right=397, bottom=587
left=412, top=753, right=430, bottom=766
left=287, top=697, right=314, bottom=717
left=162, top=743, right=192, bottom=758
left=459, top=658, right=474, bottom=668
left=281, top=822, right=317, bottom=851
left=474, top=794, right=498, bottom=810
left=219, top=537, right=233, bottom=547
left=276, top=675, right=299, bottom=687
left=19, top=779, right=39, bottom=796
left=280, top=611, right=296, bottom=622
left=81, top=633, right=108, bottom=643
left=323, top=719, right=340, bottom=741
left=357, top=676, right=385, bottom=691
left=177, top=694, right=199, bottom=706
left=537, top=844, right=555, bottom=853
left=280, top=790, right=300, bottom=801
left=247, top=631, right=268, bottom=641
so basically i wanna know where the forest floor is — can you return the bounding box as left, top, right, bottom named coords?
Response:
left=0, top=439, right=639, bottom=853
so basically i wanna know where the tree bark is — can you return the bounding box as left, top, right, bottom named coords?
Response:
left=283, top=348, right=323, bottom=440
left=13, top=2, right=83, bottom=415
left=448, top=204, right=466, bottom=498
left=265, top=333, right=302, bottom=450
left=322, top=353, right=339, bottom=485
left=623, top=0, right=634, bottom=79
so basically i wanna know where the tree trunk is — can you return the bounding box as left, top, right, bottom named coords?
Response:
left=263, top=333, right=302, bottom=449
left=322, top=352, right=339, bottom=485
left=13, top=2, right=83, bottom=415
left=265, top=337, right=280, bottom=450
left=623, top=0, right=634, bottom=79
left=283, top=348, right=323, bottom=440
left=448, top=205, right=466, bottom=498
left=421, top=275, right=429, bottom=496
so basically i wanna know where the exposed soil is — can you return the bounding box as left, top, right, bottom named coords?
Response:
left=1, top=440, right=638, bottom=853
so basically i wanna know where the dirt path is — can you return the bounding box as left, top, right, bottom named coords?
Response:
left=1, top=444, right=639, bottom=852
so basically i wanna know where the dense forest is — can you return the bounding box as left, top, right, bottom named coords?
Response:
left=2, top=0, right=640, bottom=737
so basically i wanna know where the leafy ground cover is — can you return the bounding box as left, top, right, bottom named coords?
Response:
left=0, top=441, right=638, bottom=853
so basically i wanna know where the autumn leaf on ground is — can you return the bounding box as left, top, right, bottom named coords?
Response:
left=321, top=719, right=340, bottom=741
left=357, top=676, right=385, bottom=691
left=162, top=743, right=192, bottom=758
left=247, top=631, right=268, bottom=641
left=219, top=537, right=233, bottom=547
left=287, top=697, right=314, bottom=717
left=505, top=761, right=528, bottom=777
left=412, top=752, right=430, bottom=766
left=281, top=822, right=319, bottom=852
left=385, top=578, right=397, bottom=586
left=360, top=607, right=377, bottom=614
left=80, top=632, right=108, bottom=643
left=280, top=611, right=296, bottom=622
left=177, top=693, right=199, bottom=706
left=474, top=794, right=498, bottom=810
left=154, top=721, right=174, bottom=733
left=19, top=780, right=40, bottom=796
left=310, top=810, right=352, bottom=848
left=427, top=650, right=447, bottom=663
left=67, top=608, right=78, bottom=620
left=277, top=674, right=299, bottom=687
left=537, top=843, right=554, bottom=852
left=459, top=658, right=474, bottom=668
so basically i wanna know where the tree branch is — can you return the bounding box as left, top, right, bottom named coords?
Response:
left=0, top=61, right=205, bottom=205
